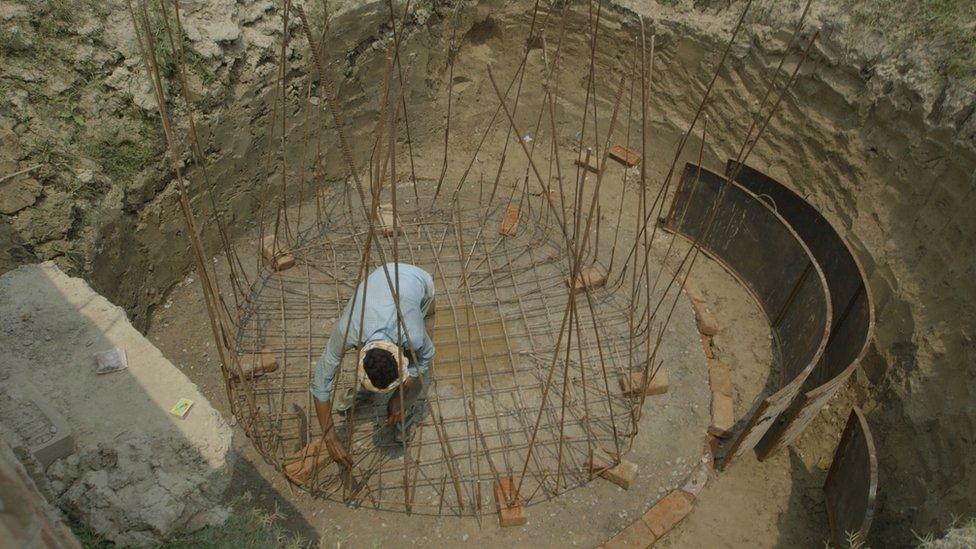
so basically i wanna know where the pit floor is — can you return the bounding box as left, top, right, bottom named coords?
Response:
left=148, top=106, right=841, bottom=546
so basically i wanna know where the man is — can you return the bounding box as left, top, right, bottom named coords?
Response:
left=285, top=262, right=435, bottom=484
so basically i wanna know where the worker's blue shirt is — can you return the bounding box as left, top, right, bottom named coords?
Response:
left=311, top=263, right=435, bottom=402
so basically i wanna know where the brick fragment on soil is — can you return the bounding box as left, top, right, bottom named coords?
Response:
left=283, top=438, right=332, bottom=486
left=707, top=358, right=732, bottom=397
left=570, top=265, right=607, bottom=294
left=681, top=277, right=706, bottom=304
left=608, top=144, right=641, bottom=167
left=642, top=490, right=695, bottom=539
left=499, top=204, right=520, bottom=236
left=619, top=369, right=669, bottom=397
left=262, top=235, right=295, bottom=271
left=231, top=348, right=278, bottom=381
left=590, top=448, right=638, bottom=489
left=602, top=519, right=655, bottom=549
left=494, top=476, right=527, bottom=527
left=692, top=303, right=719, bottom=336
left=575, top=149, right=603, bottom=173
left=709, top=392, right=734, bottom=438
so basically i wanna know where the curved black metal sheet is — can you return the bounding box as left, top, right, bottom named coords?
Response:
left=824, top=406, right=878, bottom=546
left=662, top=163, right=831, bottom=465
left=726, top=162, right=876, bottom=459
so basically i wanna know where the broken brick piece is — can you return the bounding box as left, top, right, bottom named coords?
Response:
left=262, top=235, right=296, bottom=271
left=232, top=349, right=279, bottom=381
left=681, top=277, right=706, bottom=304
left=619, top=369, right=669, bottom=397
left=283, top=438, right=332, bottom=486
left=377, top=204, right=402, bottom=236
left=569, top=265, right=607, bottom=294
left=707, top=358, right=732, bottom=397
left=642, top=490, right=695, bottom=539
left=499, top=204, right=520, bottom=236
left=602, top=519, right=655, bottom=549
left=608, top=144, right=641, bottom=167
left=493, top=477, right=527, bottom=527
left=575, top=149, right=603, bottom=174
left=692, top=302, right=719, bottom=336
left=590, top=448, right=638, bottom=489
left=709, top=392, right=734, bottom=438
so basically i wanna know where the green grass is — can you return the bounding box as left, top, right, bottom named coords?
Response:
left=85, top=126, right=159, bottom=180
left=846, top=0, right=976, bottom=82
left=916, top=516, right=976, bottom=547
left=70, top=495, right=308, bottom=548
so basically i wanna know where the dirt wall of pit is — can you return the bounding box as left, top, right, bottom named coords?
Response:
left=1, top=0, right=974, bottom=543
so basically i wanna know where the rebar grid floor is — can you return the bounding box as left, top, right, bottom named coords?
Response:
left=230, top=181, right=648, bottom=514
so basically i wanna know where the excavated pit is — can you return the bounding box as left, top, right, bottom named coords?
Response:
left=3, top=0, right=972, bottom=545
left=143, top=2, right=975, bottom=544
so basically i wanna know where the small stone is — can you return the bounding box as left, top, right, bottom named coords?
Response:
left=0, top=176, right=42, bottom=214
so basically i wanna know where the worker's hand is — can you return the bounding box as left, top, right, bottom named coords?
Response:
left=385, top=395, right=403, bottom=427
left=323, top=428, right=353, bottom=468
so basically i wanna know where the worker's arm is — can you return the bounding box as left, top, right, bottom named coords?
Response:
left=313, top=396, right=352, bottom=467
left=309, top=313, right=357, bottom=467
left=406, top=305, right=435, bottom=380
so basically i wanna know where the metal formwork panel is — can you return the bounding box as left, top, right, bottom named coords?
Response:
left=824, top=406, right=878, bottom=546
left=662, top=163, right=831, bottom=467
left=726, top=162, right=875, bottom=459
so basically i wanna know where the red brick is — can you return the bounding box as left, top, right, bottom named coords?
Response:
left=681, top=277, right=706, bottom=304
left=494, top=477, right=527, bottom=527
left=608, top=144, right=641, bottom=167
left=283, top=438, right=332, bottom=486
left=569, top=265, right=607, bottom=294
left=619, top=370, right=669, bottom=397
left=499, top=204, right=520, bottom=236
left=232, top=349, right=278, bottom=381
left=707, top=358, right=732, bottom=397
left=602, top=519, right=655, bottom=549
left=590, top=448, right=638, bottom=489
left=693, top=303, right=719, bottom=336
left=709, top=393, right=734, bottom=438
left=642, top=491, right=694, bottom=538
left=262, top=235, right=295, bottom=272
left=575, top=149, right=603, bottom=174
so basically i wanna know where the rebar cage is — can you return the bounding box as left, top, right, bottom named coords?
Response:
left=232, top=177, right=650, bottom=514
left=127, top=0, right=822, bottom=521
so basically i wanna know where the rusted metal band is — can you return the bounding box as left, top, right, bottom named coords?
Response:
left=725, top=162, right=875, bottom=460
left=662, top=163, right=831, bottom=468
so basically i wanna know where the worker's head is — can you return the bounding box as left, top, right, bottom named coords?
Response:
left=362, top=347, right=399, bottom=390
left=357, top=340, right=410, bottom=393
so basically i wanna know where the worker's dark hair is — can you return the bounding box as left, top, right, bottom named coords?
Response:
left=363, top=348, right=398, bottom=389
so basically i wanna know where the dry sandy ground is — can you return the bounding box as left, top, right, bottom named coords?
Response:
left=146, top=104, right=848, bottom=546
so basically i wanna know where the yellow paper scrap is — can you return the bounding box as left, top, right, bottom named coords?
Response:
left=170, top=398, right=194, bottom=418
